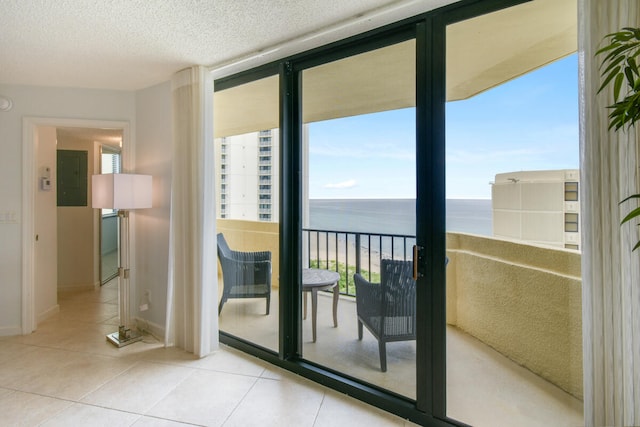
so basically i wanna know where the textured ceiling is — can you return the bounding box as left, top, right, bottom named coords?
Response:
left=0, top=0, right=453, bottom=91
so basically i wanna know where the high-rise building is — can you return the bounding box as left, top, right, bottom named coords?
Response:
left=216, top=129, right=280, bottom=222
left=492, top=169, right=580, bottom=250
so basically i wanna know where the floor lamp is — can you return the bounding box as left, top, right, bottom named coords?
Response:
left=92, top=173, right=152, bottom=347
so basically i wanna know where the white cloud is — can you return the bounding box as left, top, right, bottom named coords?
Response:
left=324, top=179, right=357, bottom=189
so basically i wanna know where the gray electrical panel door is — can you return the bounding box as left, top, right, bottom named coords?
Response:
left=57, top=149, right=88, bottom=206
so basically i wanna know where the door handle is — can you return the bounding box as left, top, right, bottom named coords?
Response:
left=412, top=245, right=423, bottom=280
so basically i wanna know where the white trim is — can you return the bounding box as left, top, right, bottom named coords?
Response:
left=22, top=117, right=132, bottom=334
left=208, top=0, right=456, bottom=79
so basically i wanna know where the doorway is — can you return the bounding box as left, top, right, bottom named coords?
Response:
left=23, top=118, right=130, bottom=333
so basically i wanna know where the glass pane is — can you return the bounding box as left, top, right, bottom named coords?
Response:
left=565, top=182, right=579, bottom=201
left=565, top=213, right=579, bottom=232
left=301, top=39, right=416, bottom=399
left=214, top=75, right=280, bottom=352
left=445, top=2, right=583, bottom=426
left=100, top=149, right=121, bottom=284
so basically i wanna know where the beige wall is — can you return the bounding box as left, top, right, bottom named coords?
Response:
left=446, top=232, right=583, bottom=399
left=56, top=133, right=99, bottom=290
left=216, top=219, right=280, bottom=290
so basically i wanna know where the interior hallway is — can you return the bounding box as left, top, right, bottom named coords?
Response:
left=0, top=279, right=414, bottom=426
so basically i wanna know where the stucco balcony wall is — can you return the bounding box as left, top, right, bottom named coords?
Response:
left=446, top=232, right=583, bottom=400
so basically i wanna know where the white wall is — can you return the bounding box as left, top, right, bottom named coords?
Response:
left=34, top=126, right=58, bottom=322
left=133, top=81, right=172, bottom=336
left=0, top=83, right=135, bottom=335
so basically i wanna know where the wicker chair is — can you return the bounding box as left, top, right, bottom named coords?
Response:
left=354, top=259, right=416, bottom=372
left=217, top=233, right=272, bottom=315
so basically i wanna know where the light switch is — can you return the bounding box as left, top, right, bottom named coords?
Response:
left=0, top=211, right=18, bottom=224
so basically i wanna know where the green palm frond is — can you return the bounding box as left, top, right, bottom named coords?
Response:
left=598, top=29, right=640, bottom=250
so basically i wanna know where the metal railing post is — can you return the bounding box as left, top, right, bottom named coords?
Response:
left=355, top=233, right=361, bottom=274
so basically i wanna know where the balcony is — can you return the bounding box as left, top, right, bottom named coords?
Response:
left=217, top=219, right=583, bottom=426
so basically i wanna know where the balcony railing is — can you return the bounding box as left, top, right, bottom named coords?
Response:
left=303, top=228, right=416, bottom=297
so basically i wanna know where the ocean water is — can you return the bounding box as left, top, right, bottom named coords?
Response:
left=308, top=198, right=492, bottom=237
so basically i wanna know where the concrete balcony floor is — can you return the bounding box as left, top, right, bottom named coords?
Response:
left=220, top=291, right=584, bottom=427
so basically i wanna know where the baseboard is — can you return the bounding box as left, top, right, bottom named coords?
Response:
left=0, top=326, right=23, bottom=337
left=134, top=317, right=165, bottom=342
left=37, top=305, right=60, bottom=323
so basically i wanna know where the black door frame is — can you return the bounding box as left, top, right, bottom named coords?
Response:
left=216, top=1, right=529, bottom=425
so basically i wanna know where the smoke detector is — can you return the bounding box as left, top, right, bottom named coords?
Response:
left=0, top=96, right=13, bottom=112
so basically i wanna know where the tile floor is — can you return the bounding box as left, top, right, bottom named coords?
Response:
left=0, top=279, right=417, bottom=426
left=220, top=293, right=585, bottom=427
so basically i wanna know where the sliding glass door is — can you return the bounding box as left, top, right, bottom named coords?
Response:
left=214, top=74, right=281, bottom=353
left=299, top=38, right=419, bottom=399
left=213, top=1, right=576, bottom=424
left=100, top=147, right=121, bottom=284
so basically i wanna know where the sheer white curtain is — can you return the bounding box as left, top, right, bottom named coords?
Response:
left=579, top=1, right=640, bottom=425
left=165, top=66, right=218, bottom=357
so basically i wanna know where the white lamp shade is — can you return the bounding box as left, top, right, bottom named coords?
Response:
left=92, top=174, right=152, bottom=210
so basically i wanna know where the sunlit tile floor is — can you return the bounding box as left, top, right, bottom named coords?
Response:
left=0, top=279, right=417, bottom=426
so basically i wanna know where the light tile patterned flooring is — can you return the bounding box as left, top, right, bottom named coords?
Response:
left=0, top=280, right=417, bottom=426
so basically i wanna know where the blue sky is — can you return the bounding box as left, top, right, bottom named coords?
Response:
left=308, top=53, right=578, bottom=200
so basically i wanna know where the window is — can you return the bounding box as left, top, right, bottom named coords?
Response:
left=564, top=182, right=578, bottom=201
left=565, top=213, right=579, bottom=232
left=100, top=149, right=121, bottom=215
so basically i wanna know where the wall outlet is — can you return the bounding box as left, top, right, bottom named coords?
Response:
left=139, top=289, right=151, bottom=311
